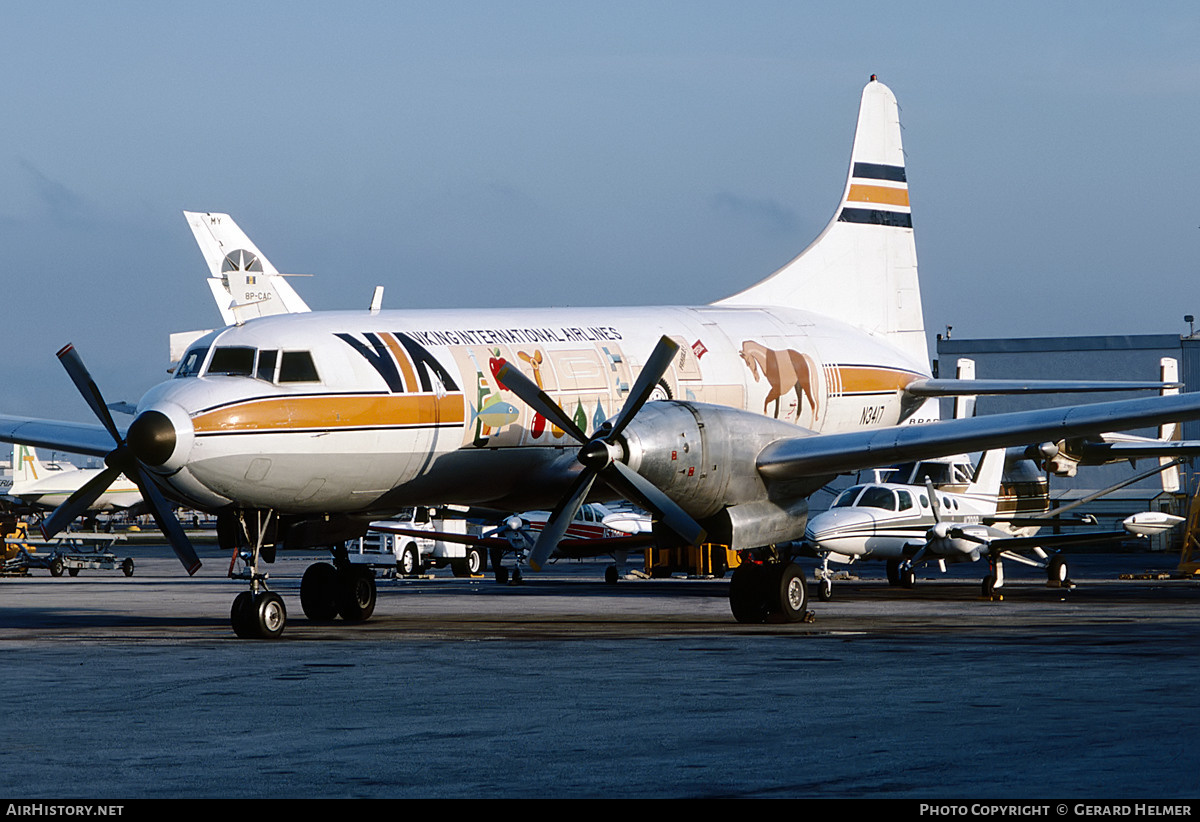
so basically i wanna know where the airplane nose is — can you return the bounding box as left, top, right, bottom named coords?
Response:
left=127, top=410, right=177, bottom=467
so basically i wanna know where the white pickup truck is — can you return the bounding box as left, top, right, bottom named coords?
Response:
left=344, top=507, right=484, bottom=577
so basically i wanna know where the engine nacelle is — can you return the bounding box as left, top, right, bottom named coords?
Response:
left=618, top=401, right=826, bottom=550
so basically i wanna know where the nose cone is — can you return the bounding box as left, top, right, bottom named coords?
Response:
left=805, top=508, right=877, bottom=549
left=127, top=410, right=177, bottom=467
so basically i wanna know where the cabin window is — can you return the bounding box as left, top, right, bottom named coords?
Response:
left=206, top=346, right=255, bottom=377
left=256, top=349, right=278, bottom=382
left=278, top=351, right=320, bottom=383
left=897, top=490, right=914, bottom=511
left=857, top=486, right=897, bottom=511
left=175, top=346, right=209, bottom=378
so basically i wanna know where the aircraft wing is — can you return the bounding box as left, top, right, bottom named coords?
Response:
left=903, top=378, right=1178, bottom=397
left=985, top=530, right=1138, bottom=553
left=1059, top=434, right=1200, bottom=462
left=758, top=391, right=1200, bottom=480
left=0, top=415, right=119, bottom=459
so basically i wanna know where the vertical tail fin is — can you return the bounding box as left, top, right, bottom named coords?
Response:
left=966, top=448, right=1006, bottom=514
left=716, top=77, right=926, bottom=368
left=11, top=444, right=44, bottom=492
left=184, top=211, right=312, bottom=325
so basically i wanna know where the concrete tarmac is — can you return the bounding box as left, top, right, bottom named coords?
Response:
left=2, top=544, right=1198, bottom=799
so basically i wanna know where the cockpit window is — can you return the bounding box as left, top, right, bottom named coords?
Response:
left=856, top=486, right=897, bottom=511
left=256, top=349, right=278, bottom=382
left=832, top=486, right=866, bottom=508
left=206, top=346, right=256, bottom=377
left=175, top=346, right=209, bottom=378
left=278, top=351, right=320, bottom=383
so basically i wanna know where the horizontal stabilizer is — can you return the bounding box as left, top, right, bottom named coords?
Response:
left=904, top=378, right=1179, bottom=398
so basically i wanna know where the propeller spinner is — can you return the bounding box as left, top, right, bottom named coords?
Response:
left=497, top=335, right=706, bottom=571
left=42, top=344, right=202, bottom=575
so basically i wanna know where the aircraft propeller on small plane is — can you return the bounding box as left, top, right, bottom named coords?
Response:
left=497, top=335, right=706, bottom=571
left=41, top=344, right=202, bottom=575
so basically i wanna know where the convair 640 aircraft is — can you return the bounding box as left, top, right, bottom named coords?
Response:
left=4, top=77, right=1198, bottom=638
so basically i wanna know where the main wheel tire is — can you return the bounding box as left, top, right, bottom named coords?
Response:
left=769, top=563, right=809, bottom=622
left=301, top=562, right=339, bottom=622
left=886, top=559, right=902, bottom=586
left=335, top=568, right=376, bottom=622
left=899, top=567, right=916, bottom=589
left=604, top=565, right=619, bottom=584
left=729, top=564, right=769, bottom=624
left=1047, top=555, right=1068, bottom=586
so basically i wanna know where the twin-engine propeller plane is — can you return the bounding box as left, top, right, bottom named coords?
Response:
left=804, top=449, right=1183, bottom=600
left=2, top=76, right=1198, bottom=638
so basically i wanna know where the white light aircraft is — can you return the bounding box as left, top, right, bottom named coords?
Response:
left=3, top=76, right=1198, bottom=638
left=9, top=444, right=142, bottom=515
left=804, top=448, right=1182, bottom=599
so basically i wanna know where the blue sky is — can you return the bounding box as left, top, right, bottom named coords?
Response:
left=2, top=2, right=1198, bottom=422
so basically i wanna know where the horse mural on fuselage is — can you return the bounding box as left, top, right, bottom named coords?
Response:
left=738, top=340, right=821, bottom=424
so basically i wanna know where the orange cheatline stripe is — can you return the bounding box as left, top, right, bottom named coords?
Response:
left=835, top=366, right=920, bottom=394
left=193, top=393, right=465, bottom=434
left=846, top=184, right=910, bottom=207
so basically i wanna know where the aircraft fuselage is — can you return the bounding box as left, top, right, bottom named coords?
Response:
left=138, top=305, right=930, bottom=517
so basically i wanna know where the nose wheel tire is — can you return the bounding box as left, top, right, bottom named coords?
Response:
left=231, top=590, right=287, bottom=639
left=818, top=577, right=833, bottom=602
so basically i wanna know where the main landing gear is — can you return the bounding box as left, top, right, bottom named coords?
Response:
left=300, top=558, right=376, bottom=623
left=728, top=550, right=812, bottom=624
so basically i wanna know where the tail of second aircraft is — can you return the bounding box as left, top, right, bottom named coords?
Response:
left=963, top=448, right=1005, bottom=515
left=716, top=76, right=927, bottom=368
left=184, top=211, right=311, bottom=325
left=11, top=444, right=47, bottom=493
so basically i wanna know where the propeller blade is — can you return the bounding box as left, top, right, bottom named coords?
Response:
left=132, top=467, right=202, bottom=575
left=40, top=465, right=123, bottom=540
left=924, top=478, right=942, bottom=523
left=608, top=336, right=680, bottom=439
left=528, top=469, right=598, bottom=571
left=948, top=527, right=990, bottom=545
left=495, top=361, right=588, bottom=443
left=57, top=344, right=122, bottom=444
left=603, top=460, right=707, bottom=546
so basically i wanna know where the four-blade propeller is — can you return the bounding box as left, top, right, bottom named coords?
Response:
left=497, top=335, right=706, bottom=570
left=42, top=344, right=202, bottom=575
